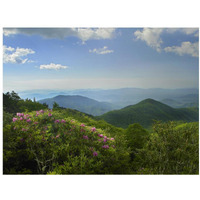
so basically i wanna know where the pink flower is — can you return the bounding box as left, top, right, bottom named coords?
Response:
left=39, top=110, right=44, bottom=113
left=13, top=127, right=16, bottom=130
left=61, top=119, right=66, bottom=123
left=93, top=151, right=98, bottom=156
left=54, top=120, right=60, bottom=123
left=34, top=122, right=38, bottom=124
left=110, top=138, right=115, bottom=141
left=103, top=138, right=107, bottom=143
left=48, top=113, right=52, bottom=117
left=83, top=135, right=89, bottom=140
left=71, top=120, right=75, bottom=123
left=26, top=119, right=31, bottom=123
left=104, top=136, right=107, bottom=139
left=56, top=134, right=60, bottom=138
left=17, top=113, right=24, bottom=117
left=91, top=127, right=96, bottom=132
left=98, top=139, right=102, bottom=142
left=98, top=134, right=103, bottom=138
left=20, top=117, right=23, bottom=120
left=13, top=117, right=18, bottom=122
left=80, top=123, right=85, bottom=127
left=102, top=145, right=109, bottom=149
left=22, top=128, right=27, bottom=131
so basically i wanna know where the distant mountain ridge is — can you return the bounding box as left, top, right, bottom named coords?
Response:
left=98, top=98, right=199, bottom=128
left=19, top=87, right=198, bottom=108
left=38, top=95, right=118, bottom=116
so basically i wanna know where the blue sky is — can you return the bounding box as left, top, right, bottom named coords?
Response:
left=3, top=28, right=199, bottom=92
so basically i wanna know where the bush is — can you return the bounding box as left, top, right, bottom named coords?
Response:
left=136, top=121, right=199, bottom=174
left=3, top=109, right=130, bottom=174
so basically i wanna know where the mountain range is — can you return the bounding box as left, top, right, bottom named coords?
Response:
left=19, top=87, right=198, bottom=108
left=97, top=98, right=199, bottom=128
left=38, top=95, right=118, bottom=116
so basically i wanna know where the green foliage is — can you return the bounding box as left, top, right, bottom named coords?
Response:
left=125, top=123, right=149, bottom=158
left=99, top=98, right=198, bottom=128
left=3, top=109, right=130, bottom=174
left=135, top=121, right=199, bottom=174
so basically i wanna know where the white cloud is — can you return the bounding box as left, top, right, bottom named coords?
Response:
left=3, top=28, right=116, bottom=42
left=39, top=63, right=69, bottom=70
left=134, top=28, right=164, bottom=52
left=3, top=45, right=35, bottom=64
left=89, top=46, right=114, bottom=54
left=164, top=41, right=199, bottom=57
left=166, top=28, right=199, bottom=35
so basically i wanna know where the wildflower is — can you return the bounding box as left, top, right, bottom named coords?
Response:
left=98, top=139, right=102, bottom=142
left=22, top=128, right=27, bottom=131
left=61, top=119, right=66, bottom=123
left=56, top=134, right=60, bottom=138
left=80, top=123, right=85, bottom=127
left=71, top=120, right=75, bottom=123
left=103, top=138, right=107, bottom=143
left=91, top=127, right=96, bottom=132
left=34, top=122, right=38, bottom=124
left=93, top=151, right=98, bottom=157
left=98, top=134, right=103, bottom=138
left=83, top=135, right=89, bottom=140
left=102, top=145, right=109, bottom=149
left=13, top=117, right=18, bottom=122
left=104, top=136, right=107, bottom=139
left=110, top=138, right=115, bottom=141
left=26, top=119, right=31, bottom=123
left=20, top=117, right=23, bottom=120
left=17, top=113, right=24, bottom=117
left=48, top=113, right=52, bottom=117
left=54, top=120, right=60, bottom=123
left=39, top=110, right=44, bottom=113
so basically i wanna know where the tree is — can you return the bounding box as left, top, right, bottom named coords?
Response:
left=53, top=102, right=59, bottom=109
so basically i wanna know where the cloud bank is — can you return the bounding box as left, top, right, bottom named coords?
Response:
left=164, top=41, right=199, bottom=57
left=3, top=45, right=35, bottom=64
left=3, top=28, right=116, bottom=42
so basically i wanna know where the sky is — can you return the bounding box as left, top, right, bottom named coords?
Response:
left=3, top=28, right=199, bottom=92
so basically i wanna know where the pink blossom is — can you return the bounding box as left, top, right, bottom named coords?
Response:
left=13, top=117, right=18, bottom=122
left=102, top=145, right=109, bottom=149
left=93, top=151, right=98, bottom=156
left=39, top=110, right=44, bottom=113
left=56, top=134, right=60, bottom=138
left=103, top=138, right=107, bottom=143
left=26, top=119, right=31, bottom=123
left=17, top=113, right=24, bottom=117
left=71, top=120, right=75, bottom=123
left=104, top=136, right=107, bottom=139
left=13, top=127, right=16, bottom=130
left=61, top=119, right=66, bottom=123
left=98, top=139, right=102, bottom=142
left=20, top=117, right=23, bottom=120
left=83, top=135, right=89, bottom=140
left=48, top=113, right=52, bottom=117
left=98, top=134, right=103, bottom=138
left=22, top=128, right=27, bottom=131
left=34, top=122, right=38, bottom=124
left=110, top=138, right=115, bottom=141
left=80, top=123, right=85, bottom=127
left=54, top=120, right=60, bottom=123
left=91, top=127, right=96, bottom=132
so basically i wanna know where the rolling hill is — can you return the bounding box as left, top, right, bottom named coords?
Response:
left=98, top=98, right=199, bottom=128
left=38, top=95, right=118, bottom=116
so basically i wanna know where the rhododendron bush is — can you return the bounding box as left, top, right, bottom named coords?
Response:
left=3, top=109, right=130, bottom=174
